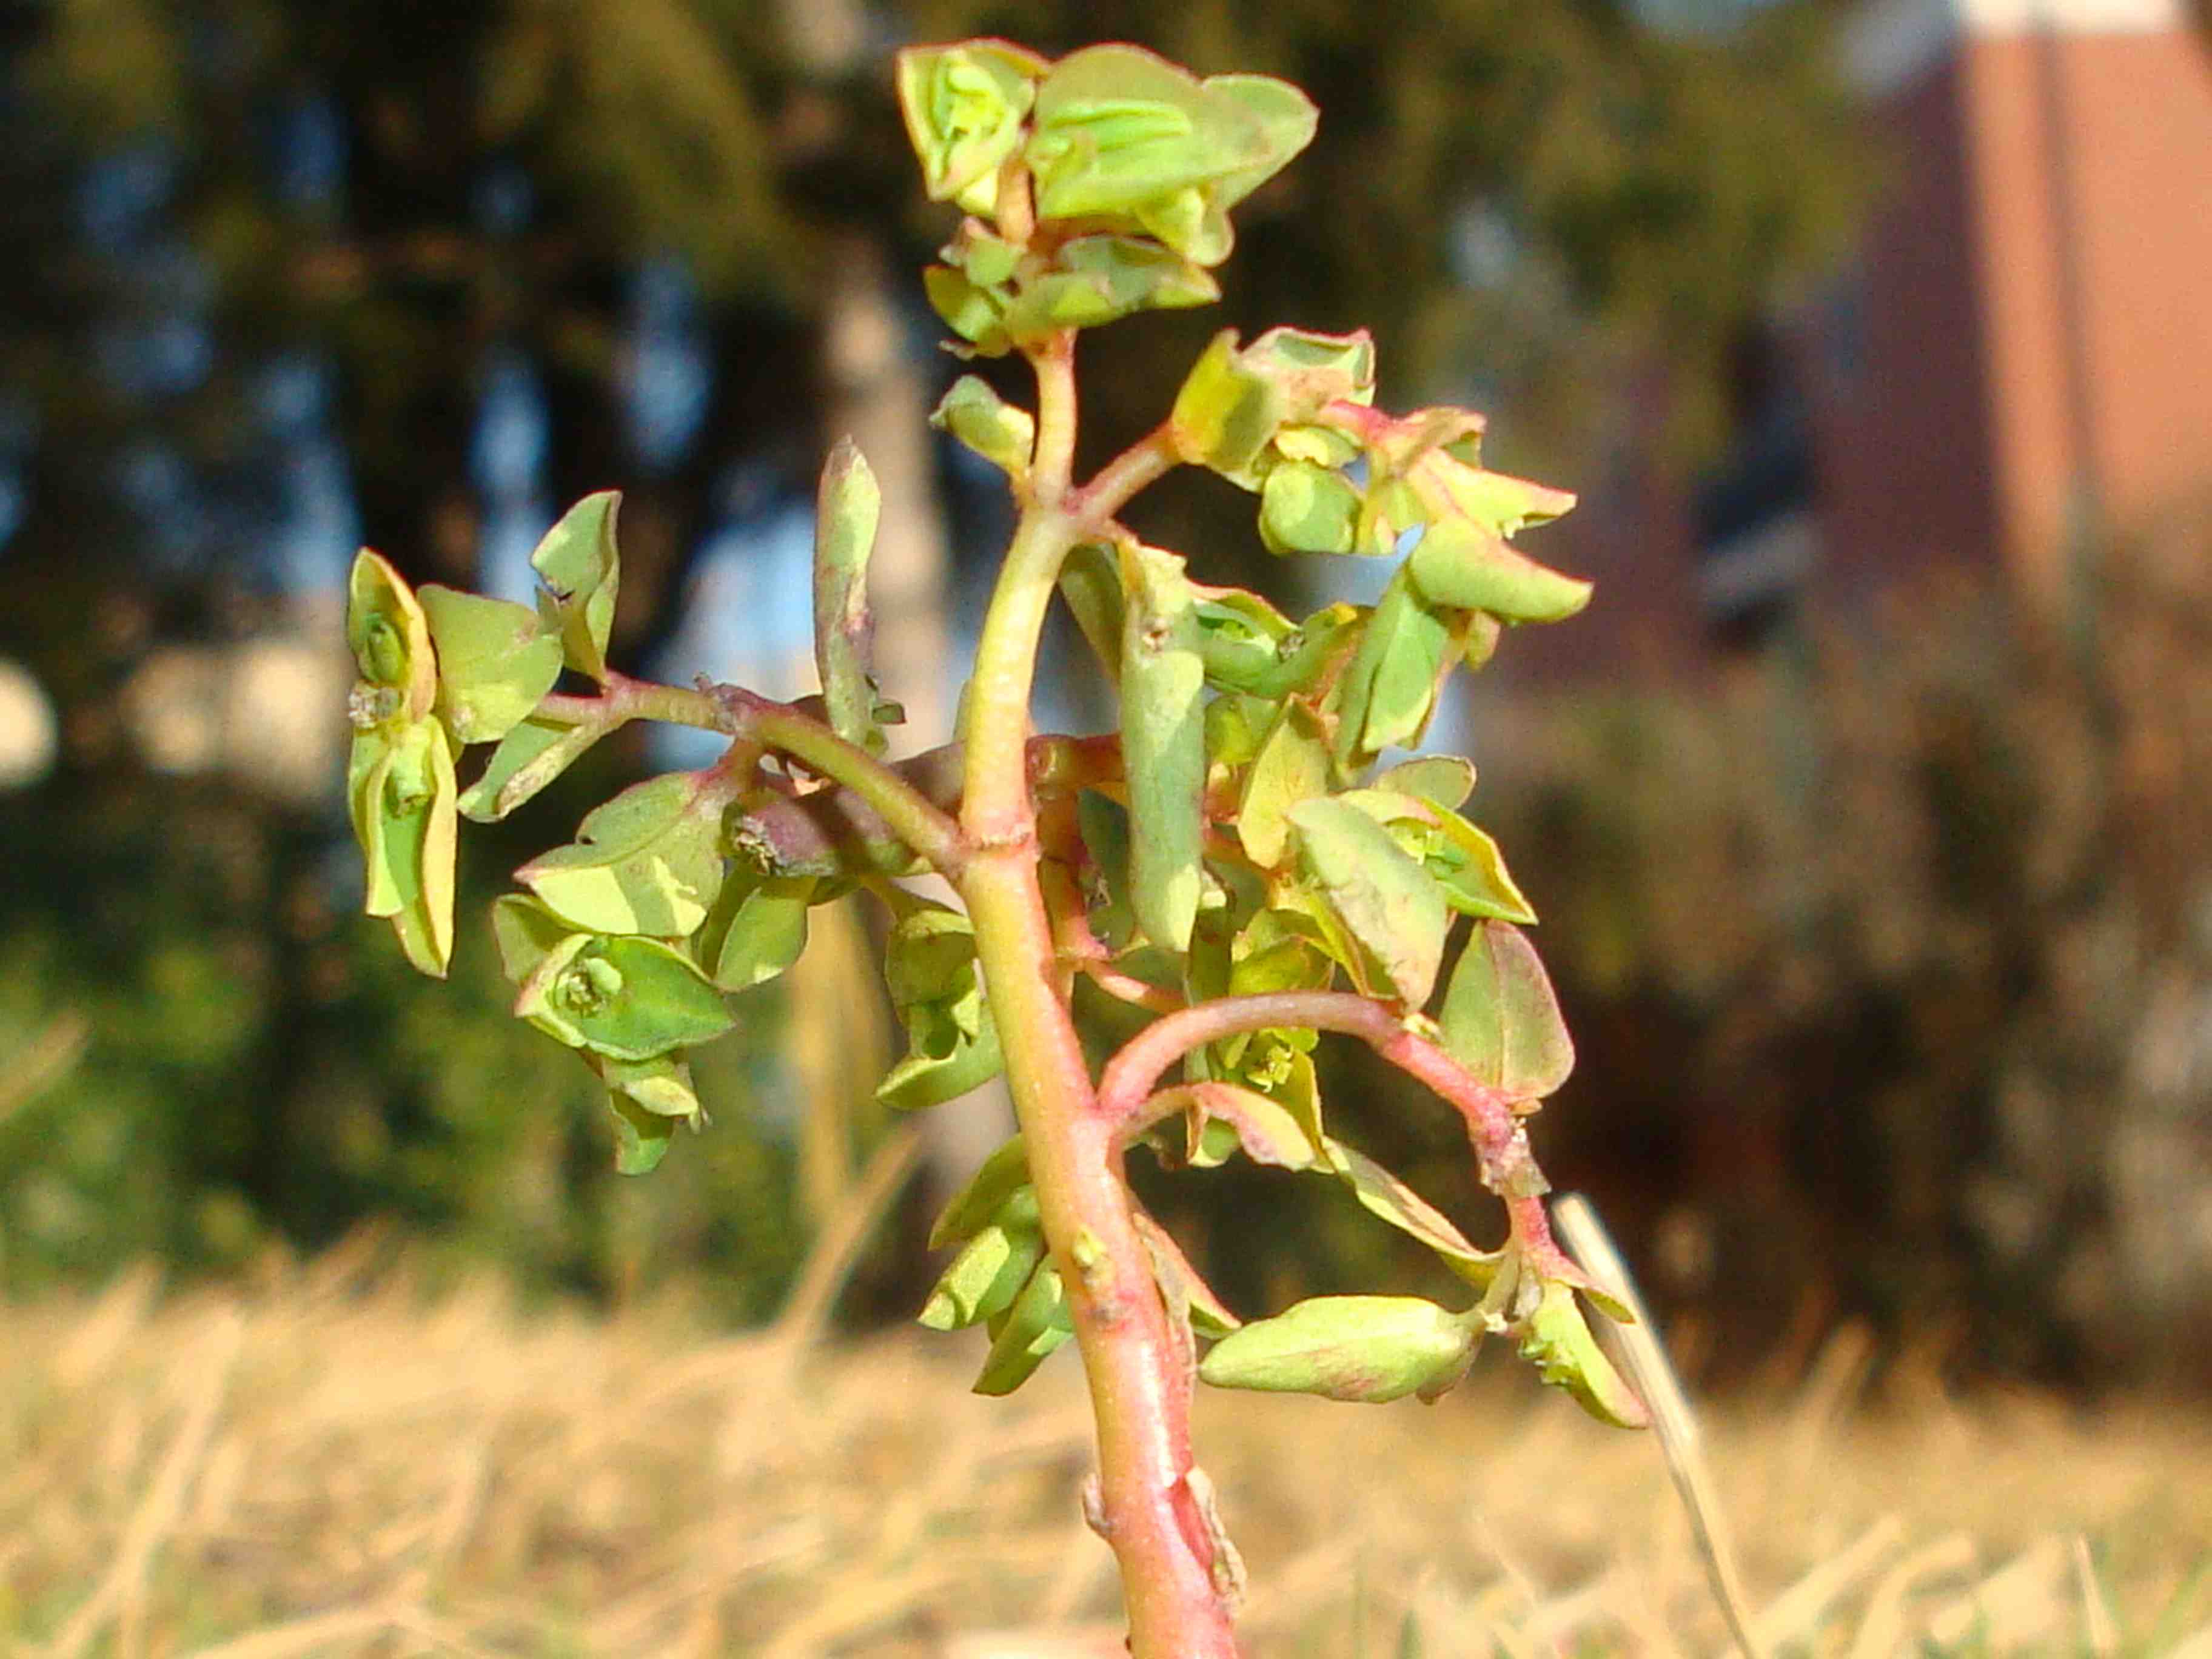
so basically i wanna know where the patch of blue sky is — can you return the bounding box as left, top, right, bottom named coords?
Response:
left=625, top=256, right=711, bottom=474
left=647, top=481, right=817, bottom=771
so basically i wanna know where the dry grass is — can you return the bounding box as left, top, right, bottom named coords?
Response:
left=4, top=1241, right=2210, bottom=1658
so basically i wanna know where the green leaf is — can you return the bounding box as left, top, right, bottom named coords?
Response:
left=417, top=584, right=564, bottom=746
left=346, top=550, right=437, bottom=722
left=1289, top=796, right=1449, bottom=1006
left=811, top=438, right=884, bottom=756
left=1202, top=75, right=1323, bottom=213
left=1516, top=1279, right=1649, bottom=1429
left=922, top=265, right=1011, bottom=356
left=973, top=1258, right=1073, bottom=1396
left=928, top=1134, right=1031, bottom=1251
left=931, top=375, right=1034, bottom=481
left=457, top=712, right=602, bottom=822
left=1190, top=584, right=1296, bottom=692
left=361, top=717, right=458, bottom=979
left=514, top=933, right=735, bottom=1061
left=896, top=39, right=1045, bottom=212
left=1439, top=922, right=1574, bottom=1102
left=1404, top=515, right=1592, bottom=626
left=1236, top=699, right=1330, bottom=868
left=878, top=903, right=1005, bottom=1111
left=1198, top=1295, right=1475, bottom=1404
left=1236, top=326, right=1376, bottom=422
left=1026, top=46, right=1233, bottom=220
left=1024, top=47, right=1312, bottom=264
left=1004, top=236, right=1219, bottom=341
left=1319, top=1137, right=1503, bottom=1287
left=1070, top=792, right=1137, bottom=957
left=1415, top=452, right=1577, bottom=538
left=604, top=1090, right=678, bottom=1175
left=596, top=1050, right=703, bottom=1122
left=1333, top=571, right=1455, bottom=765
left=491, top=893, right=578, bottom=986
left=1259, top=460, right=1362, bottom=555
left=516, top=771, right=729, bottom=937
left=530, top=492, right=621, bottom=682
left=920, top=1187, right=1044, bottom=1330
left=1419, top=807, right=1540, bottom=925
left=694, top=874, right=812, bottom=991
left=1204, top=692, right=1275, bottom=773
left=1229, top=913, right=1333, bottom=999
left=1118, top=543, right=1207, bottom=954
left=1057, top=541, right=1126, bottom=686
left=1242, top=601, right=1362, bottom=702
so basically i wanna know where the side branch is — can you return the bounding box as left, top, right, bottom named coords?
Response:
left=711, top=686, right=975, bottom=879
left=1095, top=992, right=1543, bottom=1198
left=1070, top=426, right=1181, bottom=529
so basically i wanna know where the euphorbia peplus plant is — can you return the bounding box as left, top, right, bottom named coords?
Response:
left=344, top=39, right=1647, bottom=1655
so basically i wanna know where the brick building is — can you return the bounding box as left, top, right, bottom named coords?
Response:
left=1545, top=0, right=2212, bottom=668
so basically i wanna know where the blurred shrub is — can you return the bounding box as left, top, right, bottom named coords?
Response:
left=0, top=756, right=820, bottom=1321
left=1482, top=497, right=2212, bottom=1386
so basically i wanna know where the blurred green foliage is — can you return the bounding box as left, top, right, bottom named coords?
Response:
left=0, top=759, right=813, bottom=1318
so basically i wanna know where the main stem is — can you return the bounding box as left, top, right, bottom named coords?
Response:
left=955, top=333, right=1238, bottom=1655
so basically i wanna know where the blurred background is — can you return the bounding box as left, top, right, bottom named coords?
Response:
left=2, top=0, right=2210, bottom=1407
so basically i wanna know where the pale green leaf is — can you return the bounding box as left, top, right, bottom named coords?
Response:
left=1199, top=1295, right=1473, bottom=1403
left=695, top=876, right=813, bottom=991
left=1290, top=796, right=1449, bottom=1005
left=457, top=712, right=602, bottom=822
left=1118, top=543, right=1206, bottom=954
left=931, top=375, right=1035, bottom=481
left=418, top=584, right=563, bottom=745
left=1439, top=921, right=1574, bottom=1101
left=813, top=439, right=883, bottom=754
left=895, top=40, right=1045, bottom=208
left=517, top=771, right=728, bottom=938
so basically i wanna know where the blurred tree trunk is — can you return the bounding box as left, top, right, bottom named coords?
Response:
left=779, top=0, right=1013, bottom=1221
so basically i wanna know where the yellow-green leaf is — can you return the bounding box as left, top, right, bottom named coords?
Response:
left=1236, top=698, right=1330, bottom=868
left=347, top=550, right=437, bottom=722
left=530, top=492, right=621, bottom=682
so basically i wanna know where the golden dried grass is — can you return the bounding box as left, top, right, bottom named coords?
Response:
left=4, top=1238, right=2209, bottom=1657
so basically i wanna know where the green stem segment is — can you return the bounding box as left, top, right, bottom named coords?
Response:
left=957, top=333, right=1236, bottom=1656
left=713, top=687, right=973, bottom=879
left=539, top=673, right=975, bottom=880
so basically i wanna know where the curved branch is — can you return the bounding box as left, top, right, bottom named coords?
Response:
left=1096, top=991, right=1578, bottom=1273
left=710, top=686, right=974, bottom=879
